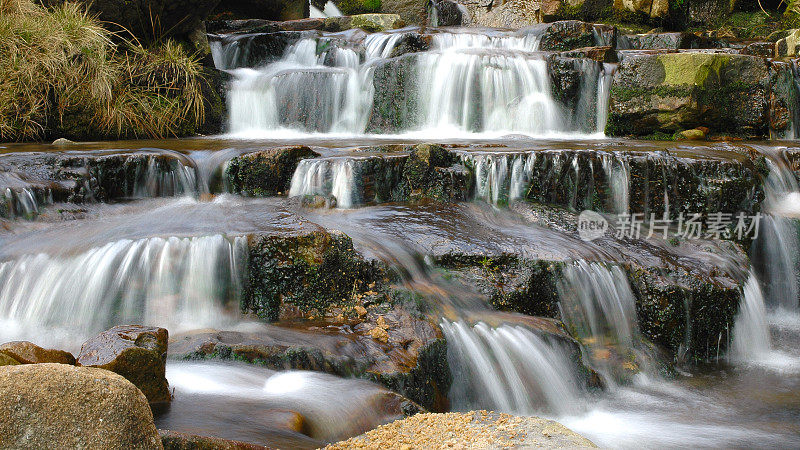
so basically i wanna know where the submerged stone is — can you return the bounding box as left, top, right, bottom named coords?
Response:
left=0, top=341, right=75, bottom=365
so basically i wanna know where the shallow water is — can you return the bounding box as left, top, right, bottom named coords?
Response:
left=1, top=138, right=799, bottom=447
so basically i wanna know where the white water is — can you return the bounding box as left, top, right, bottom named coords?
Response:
left=3, top=187, right=46, bottom=219
left=0, top=234, right=246, bottom=348
left=442, top=319, right=584, bottom=415
left=309, top=1, right=342, bottom=18
left=222, top=29, right=614, bottom=138
left=288, top=158, right=357, bottom=208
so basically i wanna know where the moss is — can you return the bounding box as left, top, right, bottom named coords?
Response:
left=335, top=0, right=382, bottom=15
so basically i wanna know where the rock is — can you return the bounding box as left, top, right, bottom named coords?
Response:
left=380, top=0, right=428, bottom=25
left=561, top=46, right=617, bottom=63
left=160, top=430, right=267, bottom=449
left=0, top=363, right=162, bottom=449
left=326, top=411, right=596, bottom=449
left=613, top=0, right=669, bottom=20
left=619, top=32, right=721, bottom=50
left=225, top=146, right=319, bottom=196
left=677, top=128, right=706, bottom=140
left=171, top=304, right=450, bottom=411
left=0, top=341, right=76, bottom=365
left=198, top=67, right=229, bottom=135
left=212, top=0, right=308, bottom=21
left=776, top=29, right=800, bottom=59
left=688, top=0, right=734, bottom=27
left=606, top=52, right=770, bottom=137
left=368, top=54, right=420, bottom=133
left=77, top=325, right=171, bottom=407
left=769, top=61, right=798, bottom=139
left=462, top=0, right=543, bottom=28
left=0, top=353, right=21, bottom=366
left=395, top=143, right=468, bottom=202
left=51, top=137, right=75, bottom=146
left=244, top=230, right=382, bottom=321
left=741, top=42, right=775, bottom=58
left=428, top=0, right=467, bottom=26
left=324, top=13, right=405, bottom=32
left=538, top=21, right=596, bottom=52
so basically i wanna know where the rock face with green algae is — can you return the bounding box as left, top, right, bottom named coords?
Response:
left=607, top=52, right=771, bottom=137
left=0, top=363, right=163, bottom=449
left=393, top=144, right=469, bottom=203
left=77, top=325, right=171, bottom=407
left=226, top=146, right=319, bottom=196
left=324, top=13, right=405, bottom=32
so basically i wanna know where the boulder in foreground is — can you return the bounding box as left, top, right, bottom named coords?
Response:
left=0, top=363, right=162, bottom=449
left=78, top=325, right=171, bottom=407
left=326, top=410, right=596, bottom=449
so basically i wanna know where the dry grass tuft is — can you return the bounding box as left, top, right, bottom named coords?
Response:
left=0, top=0, right=205, bottom=141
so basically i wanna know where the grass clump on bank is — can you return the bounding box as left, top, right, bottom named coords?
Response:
left=0, top=0, right=205, bottom=141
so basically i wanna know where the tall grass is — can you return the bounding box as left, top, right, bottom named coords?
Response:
left=0, top=0, right=205, bottom=141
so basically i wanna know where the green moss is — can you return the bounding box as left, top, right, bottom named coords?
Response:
left=335, top=0, right=382, bottom=15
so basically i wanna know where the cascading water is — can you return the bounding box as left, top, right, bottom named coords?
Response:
left=132, top=155, right=198, bottom=198
left=3, top=187, right=46, bottom=219
left=441, top=319, right=584, bottom=415
left=220, top=27, right=614, bottom=137
left=288, top=158, right=357, bottom=208
left=0, top=234, right=246, bottom=347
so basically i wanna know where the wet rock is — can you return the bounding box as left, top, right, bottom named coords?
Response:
left=244, top=230, right=383, bottom=321
left=212, top=0, right=308, bottom=21
left=160, top=430, right=267, bottom=449
left=688, top=0, right=734, bottom=27
left=52, top=138, right=75, bottom=146
left=327, top=411, right=596, bottom=449
left=226, top=146, right=319, bottom=196
left=0, top=341, right=76, bottom=365
left=769, top=61, right=798, bottom=139
left=198, top=67, right=229, bottom=135
left=77, top=325, right=171, bottom=407
left=324, top=14, right=405, bottom=32
left=212, top=31, right=312, bottom=68
left=607, top=52, right=770, bottom=137
left=368, top=53, right=420, bottom=133
left=394, top=144, right=468, bottom=203
left=741, top=41, right=775, bottom=58
left=388, top=32, right=433, bottom=58
left=561, top=46, right=617, bottom=63
left=619, top=32, right=723, bottom=50
left=172, top=305, right=450, bottom=411
left=0, top=363, right=162, bottom=449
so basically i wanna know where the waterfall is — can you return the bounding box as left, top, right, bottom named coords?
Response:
left=730, top=273, right=771, bottom=362
left=132, top=155, right=197, bottom=198
left=460, top=152, right=534, bottom=205
left=227, top=38, right=373, bottom=135
left=309, top=1, right=343, bottom=18
left=416, top=51, right=562, bottom=134
left=220, top=28, right=610, bottom=137
left=288, top=158, right=357, bottom=208
left=596, top=63, right=616, bottom=134
left=600, top=153, right=630, bottom=214
left=188, top=149, right=242, bottom=194
left=0, top=235, right=247, bottom=346
left=3, top=187, right=47, bottom=220
left=442, top=319, right=583, bottom=415
left=558, top=260, right=652, bottom=382
left=751, top=155, right=800, bottom=310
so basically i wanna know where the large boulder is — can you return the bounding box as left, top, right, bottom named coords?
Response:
left=327, top=411, right=596, bottom=448
left=0, top=341, right=76, bottom=365
left=77, top=325, right=171, bottom=407
left=0, top=363, right=162, bottom=449
left=381, top=0, right=428, bottom=25
left=324, top=13, right=405, bottom=32
left=464, top=0, right=544, bottom=28
left=613, top=0, right=669, bottom=20
left=775, top=29, right=800, bottom=59
left=606, top=52, right=770, bottom=137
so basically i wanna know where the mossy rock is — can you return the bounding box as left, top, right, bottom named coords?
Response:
left=607, top=52, right=770, bottom=137
left=226, top=146, right=319, bottom=196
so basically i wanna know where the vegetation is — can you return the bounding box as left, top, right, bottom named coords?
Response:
left=0, top=0, right=205, bottom=141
